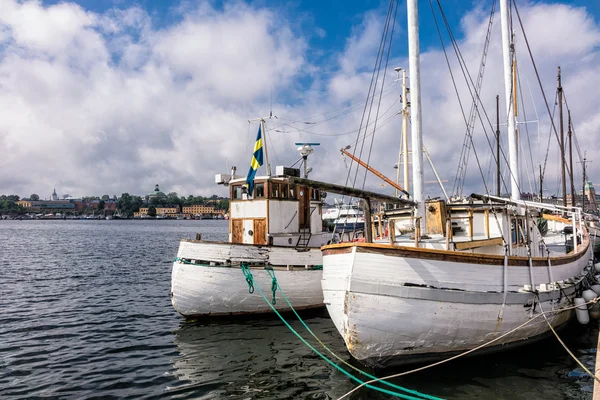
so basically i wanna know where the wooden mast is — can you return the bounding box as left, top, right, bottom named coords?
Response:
left=568, top=110, right=575, bottom=207
left=496, top=94, right=501, bottom=197
left=558, top=66, right=566, bottom=206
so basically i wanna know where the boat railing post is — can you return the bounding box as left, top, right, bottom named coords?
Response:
left=572, top=210, right=578, bottom=249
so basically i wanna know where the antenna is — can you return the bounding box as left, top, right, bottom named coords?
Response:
left=270, top=85, right=273, bottom=118
left=296, top=143, right=320, bottom=178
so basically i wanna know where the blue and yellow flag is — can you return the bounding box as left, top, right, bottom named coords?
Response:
left=245, top=125, right=264, bottom=194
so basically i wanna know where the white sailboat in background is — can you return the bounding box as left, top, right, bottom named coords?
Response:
left=320, top=0, right=594, bottom=367
left=171, top=119, right=332, bottom=317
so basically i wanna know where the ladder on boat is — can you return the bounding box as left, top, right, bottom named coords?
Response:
left=296, top=227, right=312, bottom=248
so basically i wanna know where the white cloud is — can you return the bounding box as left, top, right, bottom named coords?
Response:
left=0, top=0, right=598, bottom=205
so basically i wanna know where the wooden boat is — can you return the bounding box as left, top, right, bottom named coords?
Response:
left=171, top=121, right=332, bottom=317
left=319, top=0, right=594, bottom=367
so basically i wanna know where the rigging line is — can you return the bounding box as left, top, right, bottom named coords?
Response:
left=516, top=53, right=538, bottom=195
left=542, top=91, right=558, bottom=182
left=433, top=0, right=510, bottom=198
left=274, top=82, right=398, bottom=126
left=447, top=1, right=544, bottom=202
left=429, top=0, right=498, bottom=203
left=436, top=0, right=519, bottom=198
left=272, top=97, right=399, bottom=138
left=428, top=0, right=470, bottom=195
left=512, top=0, right=574, bottom=185
left=361, top=0, right=399, bottom=192
left=450, top=0, right=497, bottom=197
left=346, top=112, right=401, bottom=147
left=274, top=87, right=399, bottom=128
left=350, top=0, right=396, bottom=191
left=562, top=91, right=583, bottom=163
left=344, top=0, right=395, bottom=194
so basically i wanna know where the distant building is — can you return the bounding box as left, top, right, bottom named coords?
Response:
left=182, top=204, right=225, bottom=218
left=147, top=184, right=167, bottom=203
left=51, top=189, right=58, bottom=201
left=134, top=205, right=181, bottom=218
left=17, top=200, right=74, bottom=211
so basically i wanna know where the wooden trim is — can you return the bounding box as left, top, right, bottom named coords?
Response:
left=542, top=213, right=571, bottom=224
left=468, top=209, right=474, bottom=239
left=322, top=235, right=590, bottom=267
left=454, top=237, right=504, bottom=251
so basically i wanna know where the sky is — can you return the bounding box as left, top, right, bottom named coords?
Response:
left=0, top=0, right=598, bottom=201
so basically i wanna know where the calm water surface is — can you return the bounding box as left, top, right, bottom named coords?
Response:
left=0, top=220, right=596, bottom=399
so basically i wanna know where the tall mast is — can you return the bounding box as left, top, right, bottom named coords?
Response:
left=407, top=0, right=425, bottom=230
left=500, top=0, right=519, bottom=201
left=558, top=66, right=566, bottom=206
left=402, top=69, right=410, bottom=195
left=568, top=110, right=575, bottom=207
left=394, top=67, right=410, bottom=197
left=496, top=94, right=501, bottom=197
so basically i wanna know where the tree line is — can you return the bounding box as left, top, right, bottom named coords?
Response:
left=0, top=193, right=229, bottom=218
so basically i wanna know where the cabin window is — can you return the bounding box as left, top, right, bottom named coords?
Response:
left=289, top=185, right=297, bottom=200
left=271, top=183, right=280, bottom=199
left=281, top=184, right=289, bottom=199
left=310, top=189, right=320, bottom=201
left=232, top=185, right=243, bottom=200
left=255, top=183, right=265, bottom=198
left=511, top=218, right=526, bottom=245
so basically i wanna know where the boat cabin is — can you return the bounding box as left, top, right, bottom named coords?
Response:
left=224, top=172, right=325, bottom=246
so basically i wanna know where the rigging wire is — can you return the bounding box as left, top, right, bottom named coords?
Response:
left=361, top=0, right=400, bottom=191
left=343, top=0, right=397, bottom=194
left=512, top=0, right=574, bottom=186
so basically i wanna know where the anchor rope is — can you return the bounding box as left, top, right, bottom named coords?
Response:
left=239, top=263, right=442, bottom=400
left=537, top=294, right=600, bottom=384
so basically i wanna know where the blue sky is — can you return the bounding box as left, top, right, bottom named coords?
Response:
left=1, top=0, right=599, bottom=199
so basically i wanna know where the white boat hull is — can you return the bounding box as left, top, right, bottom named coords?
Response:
left=322, top=243, right=591, bottom=366
left=171, top=240, right=324, bottom=317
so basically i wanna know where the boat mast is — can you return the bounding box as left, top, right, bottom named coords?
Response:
left=568, top=110, right=575, bottom=206
left=401, top=68, right=410, bottom=195
left=500, top=0, right=519, bottom=201
left=394, top=67, right=410, bottom=198
left=558, top=67, right=566, bottom=206
left=407, top=0, right=425, bottom=230
left=496, top=94, right=501, bottom=197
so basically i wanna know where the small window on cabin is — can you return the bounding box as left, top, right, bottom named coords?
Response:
left=281, top=184, right=289, bottom=199
left=311, top=189, right=320, bottom=201
left=271, top=183, right=280, bottom=199
left=255, top=183, right=265, bottom=198
left=232, top=185, right=243, bottom=200
left=289, top=185, right=297, bottom=200
left=511, top=218, right=526, bottom=245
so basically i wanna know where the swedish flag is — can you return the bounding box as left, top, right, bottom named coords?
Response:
left=245, top=125, right=264, bottom=194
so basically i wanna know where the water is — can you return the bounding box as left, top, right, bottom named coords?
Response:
left=0, top=219, right=596, bottom=399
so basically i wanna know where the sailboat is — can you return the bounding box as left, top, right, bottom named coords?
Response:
left=171, top=119, right=333, bottom=317
left=319, top=0, right=594, bottom=367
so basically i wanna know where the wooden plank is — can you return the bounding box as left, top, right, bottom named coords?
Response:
left=542, top=213, right=571, bottom=224
left=454, top=237, right=504, bottom=251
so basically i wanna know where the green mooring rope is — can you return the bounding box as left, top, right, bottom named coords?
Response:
left=239, top=263, right=443, bottom=400
left=265, top=267, right=277, bottom=305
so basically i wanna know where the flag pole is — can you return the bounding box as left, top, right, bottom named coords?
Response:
left=249, top=116, right=276, bottom=176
